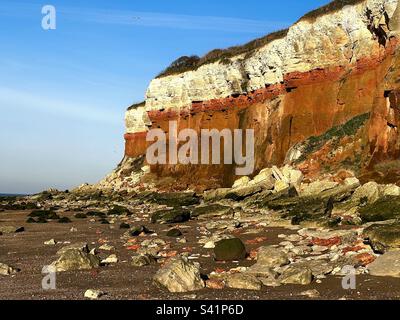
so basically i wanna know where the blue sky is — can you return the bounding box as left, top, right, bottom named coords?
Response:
left=0, top=0, right=330, bottom=194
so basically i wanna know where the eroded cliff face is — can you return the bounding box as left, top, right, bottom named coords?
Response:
left=123, top=0, right=400, bottom=191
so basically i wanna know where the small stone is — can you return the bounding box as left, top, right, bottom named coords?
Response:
left=206, top=279, right=225, bottom=290
left=119, top=222, right=130, bottom=229
left=101, top=254, right=118, bottom=264
left=214, top=238, right=247, bottom=261
left=166, top=228, right=182, bottom=237
left=99, top=244, right=114, bottom=251
left=70, top=227, right=78, bottom=232
left=203, top=241, right=216, bottom=249
left=131, top=254, right=155, bottom=267
left=300, top=289, right=320, bottom=298
left=0, top=263, right=20, bottom=276
left=44, top=239, right=57, bottom=245
left=84, top=289, right=104, bottom=300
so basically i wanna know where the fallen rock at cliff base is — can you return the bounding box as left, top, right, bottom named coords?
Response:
left=368, top=250, right=400, bottom=277
left=153, top=256, right=204, bottom=293
left=191, top=204, right=234, bottom=219
left=359, top=196, right=400, bottom=223
left=151, top=208, right=191, bottom=224
left=214, top=238, right=247, bottom=261
left=0, top=226, right=25, bottom=234
left=351, top=182, right=380, bottom=205
left=363, top=222, right=400, bottom=253
left=146, top=192, right=200, bottom=207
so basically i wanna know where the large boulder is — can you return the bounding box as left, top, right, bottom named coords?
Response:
left=251, top=168, right=275, bottom=186
left=225, top=184, right=264, bottom=201
left=0, top=226, right=24, bottom=234
left=153, top=256, right=204, bottom=293
left=0, top=263, right=20, bottom=276
left=51, top=249, right=100, bottom=272
left=151, top=208, right=191, bottom=224
left=214, top=238, right=247, bottom=261
left=363, top=222, right=400, bottom=253
left=359, top=196, right=400, bottom=223
left=232, top=176, right=250, bottom=189
left=368, top=250, right=400, bottom=277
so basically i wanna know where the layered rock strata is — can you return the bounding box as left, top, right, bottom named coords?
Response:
left=123, top=0, right=400, bottom=191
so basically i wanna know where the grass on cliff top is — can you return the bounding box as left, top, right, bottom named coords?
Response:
left=156, top=0, right=366, bottom=79
left=127, top=101, right=145, bottom=111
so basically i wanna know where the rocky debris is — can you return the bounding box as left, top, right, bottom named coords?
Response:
left=151, top=208, right=191, bottom=224
left=0, top=263, right=20, bottom=276
left=146, top=192, right=200, bottom=207
left=99, top=244, right=114, bottom=251
left=203, top=188, right=231, bottom=202
left=225, top=273, right=262, bottom=291
left=51, top=248, right=100, bottom=272
left=74, top=213, right=87, bottom=219
left=255, top=246, right=289, bottom=268
left=232, top=177, right=251, bottom=189
left=57, top=242, right=89, bottom=256
left=299, top=289, right=320, bottom=298
left=84, top=289, right=104, bottom=300
left=225, top=184, right=264, bottom=201
left=44, top=239, right=57, bottom=245
left=131, top=254, right=155, bottom=267
left=359, top=196, right=400, bottom=223
left=153, top=256, right=204, bottom=293
left=166, top=228, right=182, bottom=237
left=363, top=222, right=400, bottom=253
left=129, top=225, right=152, bottom=236
left=279, top=266, right=313, bottom=285
left=205, top=279, right=225, bottom=290
left=351, top=182, right=380, bottom=205
left=214, top=238, right=247, bottom=261
left=301, top=180, right=339, bottom=197
left=119, top=222, right=130, bottom=229
left=368, top=250, right=400, bottom=277
left=28, top=210, right=60, bottom=222
left=101, top=254, right=118, bottom=264
left=0, top=226, right=24, bottom=234
left=58, top=217, right=72, bottom=223
left=191, top=204, right=234, bottom=219
left=108, top=205, right=131, bottom=216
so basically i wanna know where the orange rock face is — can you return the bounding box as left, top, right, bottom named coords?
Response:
left=124, top=37, right=400, bottom=190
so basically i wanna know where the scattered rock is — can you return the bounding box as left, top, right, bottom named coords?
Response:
left=301, top=180, right=339, bottom=197
left=130, top=225, right=152, bottom=236
left=57, top=242, right=89, bottom=255
left=119, top=222, right=130, bottom=229
left=206, top=279, right=225, bottom=290
left=191, top=204, right=234, bottom=219
left=0, top=226, right=24, bottom=234
left=84, top=289, right=104, bottom=300
left=279, top=266, right=313, bottom=285
left=99, top=244, right=114, bottom=251
left=225, top=273, right=262, bottom=291
left=0, top=263, right=20, bottom=276
left=256, top=246, right=289, bottom=268
left=74, top=213, right=87, bottom=219
left=166, top=228, right=182, bottom=237
left=44, top=239, right=57, bottom=245
left=58, top=217, right=72, bottom=223
left=151, top=208, right=191, bottom=224
left=214, top=238, right=247, bottom=261
left=299, top=289, right=320, bottom=298
left=147, top=192, right=200, bottom=207
left=108, top=205, right=131, bottom=216
left=51, top=249, right=100, bottom=272
left=153, top=256, right=204, bottom=293
left=131, top=254, right=155, bottom=267
left=368, top=250, right=400, bottom=277
left=101, top=254, right=118, bottom=264
left=203, top=188, right=231, bottom=202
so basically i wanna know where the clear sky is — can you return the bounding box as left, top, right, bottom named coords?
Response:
left=0, top=0, right=330, bottom=194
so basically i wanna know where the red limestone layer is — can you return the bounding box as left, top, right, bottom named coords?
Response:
left=123, top=0, right=400, bottom=190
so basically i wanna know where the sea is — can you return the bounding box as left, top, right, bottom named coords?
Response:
left=0, top=193, right=28, bottom=197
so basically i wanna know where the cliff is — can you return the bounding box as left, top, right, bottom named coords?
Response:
left=120, top=0, right=400, bottom=192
